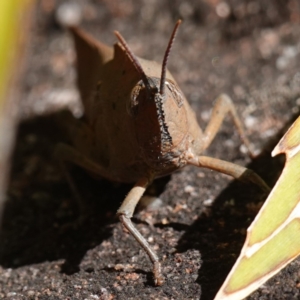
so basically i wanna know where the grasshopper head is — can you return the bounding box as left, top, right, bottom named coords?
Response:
left=129, top=76, right=188, bottom=161
left=115, top=20, right=188, bottom=165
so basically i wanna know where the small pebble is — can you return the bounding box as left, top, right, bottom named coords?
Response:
left=56, top=2, right=82, bottom=27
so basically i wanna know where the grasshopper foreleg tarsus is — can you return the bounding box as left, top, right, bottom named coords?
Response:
left=202, top=94, right=254, bottom=157
left=119, top=215, right=164, bottom=286
left=117, top=178, right=165, bottom=286
left=188, top=156, right=270, bottom=192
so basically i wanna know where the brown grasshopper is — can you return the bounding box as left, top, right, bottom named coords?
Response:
left=56, top=20, right=269, bottom=286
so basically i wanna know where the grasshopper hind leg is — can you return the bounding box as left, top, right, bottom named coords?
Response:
left=189, top=93, right=270, bottom=192
left=201, top=94, right=254, bottom=156
left=188, top=155, right=270, bottom=192
left=54, top=142, right=114, bottom=228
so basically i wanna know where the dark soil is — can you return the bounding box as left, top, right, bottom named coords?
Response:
left=1, top=0, right=300, bottom=299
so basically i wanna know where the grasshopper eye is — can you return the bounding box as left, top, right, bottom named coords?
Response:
left=128, top=81, right=144, bottom=116
left=165, top=80, right=183, bottom=108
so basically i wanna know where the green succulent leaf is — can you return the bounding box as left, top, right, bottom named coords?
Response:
left=215, top=116, right=300, bottom=300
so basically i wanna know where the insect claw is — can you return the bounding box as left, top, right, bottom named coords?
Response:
left=153, top=261, right=164, bottom=286
left=121, top=223, right=130, bottom=234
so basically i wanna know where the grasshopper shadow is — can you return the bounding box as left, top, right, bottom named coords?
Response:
left=174, top=117, right=299, bottom=300
left=0, top=113, right=171, bottom=277
left=0, top=114, right=132, bottom=274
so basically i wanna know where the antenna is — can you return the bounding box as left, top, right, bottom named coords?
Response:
left=114, top=31, right=150, bottom=91
left=160, top=20, right=182, bottom=96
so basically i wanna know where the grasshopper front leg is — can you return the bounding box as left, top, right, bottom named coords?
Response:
left=117, top=177, right=165, bottom=286
left=55, top=144, right=164, bottom=285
